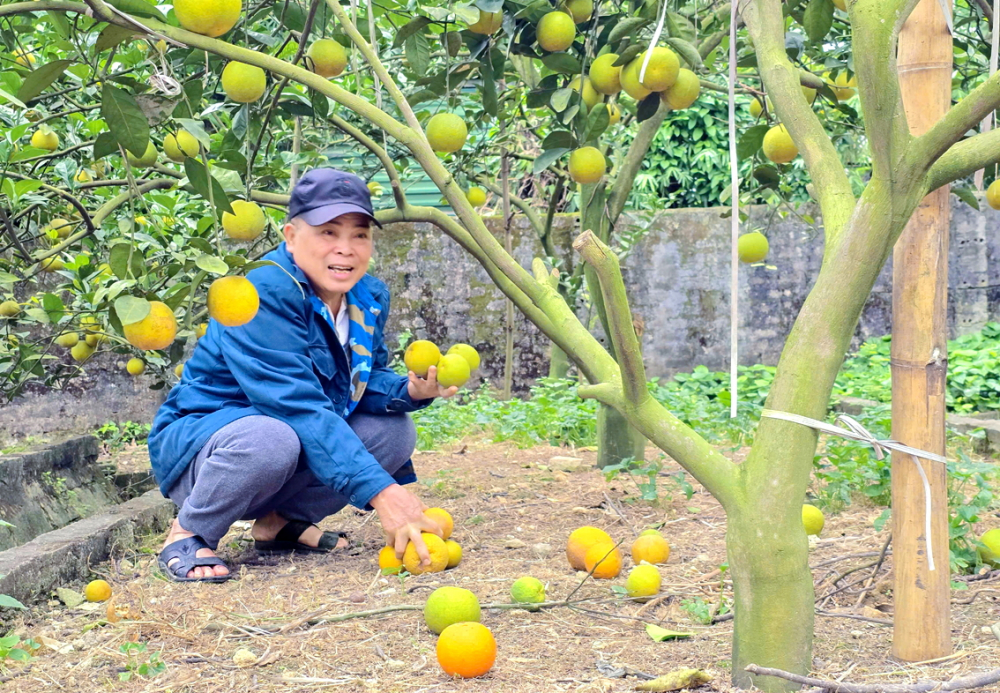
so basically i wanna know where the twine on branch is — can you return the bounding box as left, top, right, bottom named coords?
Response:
left=761, top=409, right=947, bottom=571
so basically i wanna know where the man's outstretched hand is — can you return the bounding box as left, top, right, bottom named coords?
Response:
left=370, top=483, right=442, bottom=567
left=407, top=365, right=458, bottom=401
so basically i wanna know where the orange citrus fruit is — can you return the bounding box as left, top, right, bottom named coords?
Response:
left=584, top=542, right=622, bottom=579
left=402, top=532, right=449, bottom=574
left=207, top=276, right=260, bottom=327
left=424, top=507, right=454, bottom=540
left=123, top=301, right=177, bottom=351
left=445, top=539, right=462, bottom=568
left=566, top=526, right=612, bottom=570
left=436, top=622, right=497, bottom=678
left=85, top=579, right=112, bottom=602
left=379, top=545, right=403, bottom=575
left=631, top=534, right=670, bottom=565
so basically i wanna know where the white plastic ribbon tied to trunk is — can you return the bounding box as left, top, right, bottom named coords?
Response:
left=761, top=409, right=948, bottom=571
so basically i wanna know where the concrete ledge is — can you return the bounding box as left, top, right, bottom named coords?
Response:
left=0, top=435, right=119, bottom=551
left=0, top=489, right=175, bottom=607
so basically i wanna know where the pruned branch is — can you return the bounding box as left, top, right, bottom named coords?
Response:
left=573, top=230, right=648, bottom=406
left=744, top=664, right=1000, bottom=693
left=607, top=103, right=669, bottom=224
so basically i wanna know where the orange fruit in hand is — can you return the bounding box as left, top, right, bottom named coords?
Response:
left=584, top=542, right=622, bottom=579
left=631, top=534, right=670, bottom=565
left=436, top=622, right=497, bottom=678
left=566, top=526, right=612, bottom=570
left=379, top=546, right=403, bottom=575
left=402, top=533, right=449, bottom=574
left=424, top=507, right=454, bottom=540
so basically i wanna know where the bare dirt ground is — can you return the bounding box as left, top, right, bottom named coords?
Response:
left=3, top=436, right=1000, bottom=692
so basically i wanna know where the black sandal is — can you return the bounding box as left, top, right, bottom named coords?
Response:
left=157, top=535, right=232, bottom=583
left=254, top=519, right=348, bottom=555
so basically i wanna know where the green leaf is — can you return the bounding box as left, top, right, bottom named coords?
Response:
left=172, top=80, right=203, bottom=120
left=16, top=60, right=72, bottom=103
left=95, top=25, right=136, bottom=52
left=665, top=12, right=696, bottom=42
left=242, top=260, right=278, bottom=272
left=195, top=254, right=231, bottom=276
left=114, top=296, right=150, bottom=326
left=542, top=130, right=576, bottom=150
left=613, top=43, right=644, bottom=67
left=405, top=32, right=432, bottom=75
left=644, top=624, right=694, bottom=642
left=737, top=124, right=770, bottom=161
left=541, top=53, right=582, bottom=75
left=953, top=186, right=980, bottom=211
left=42, top=293, right=64, bottom=321
left=393, top=16, right=431, bottom=47
left=0, top=271, right=20, bottom=285
left=0, top=86, right=26, bottom=109
left=310, top=89, right=329, bottom=120
left=550, top=87, right=573, bottom=112
left=0, top=594, right=26, bottom=610
left=481, top=54, right=497, bottom=118
left=183, top=159, right=234, bottom=218
left=93, top=132, right=118, bottom=160
left=665, top=37, right=703, bottom=69
left=105, top=0, right=167, bottom=21
left=584, top=103, right=610, bottom=143
left=532, top=147, right=569, bottom=174
left=608, top=18, right=649, bottom=45
left=636, top=93, right=660, bottom=122
left=46, top=10, right=71, bottom=38
left=109, top=243, right=145, bottom=280
left=803, top=0, right=834, bottom=42
left=101, top=84, right=149, bottom=158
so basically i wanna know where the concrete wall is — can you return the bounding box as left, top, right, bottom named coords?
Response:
left=3, top=196, right=998, bottom=436
left=376, top=197, right=1000, bottom=383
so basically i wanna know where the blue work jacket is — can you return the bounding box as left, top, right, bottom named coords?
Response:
left=148, top=242, right=431, bottom=510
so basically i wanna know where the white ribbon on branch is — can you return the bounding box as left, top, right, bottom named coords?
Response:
left=638, top=0, right=669, bottom=85
left=760, top=409, right=948, bottom=572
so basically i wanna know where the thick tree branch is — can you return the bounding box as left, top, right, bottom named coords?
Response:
left=925, top=127, right=1000, bottom=191
left=329, top=114, right=406, bottom=209
left=477, top=178, right=545, bottom=237
left=607, top=103, right=670, bottom=223
left=325, top=0, right=422, bottom=133
left=34, top=179, right=177, bottom=259
left=740, top=0, right=855, bottom=243
left=909, top=68, right=1000, bottom=178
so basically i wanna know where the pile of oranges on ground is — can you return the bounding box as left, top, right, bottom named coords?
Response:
left=374, top=505, right=674, bottom=679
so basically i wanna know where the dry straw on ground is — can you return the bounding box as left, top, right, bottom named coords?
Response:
left=2, top=437, right=999, bottom=692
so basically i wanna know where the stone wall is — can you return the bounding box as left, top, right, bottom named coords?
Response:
left=3, top=196, right=998, bottom=436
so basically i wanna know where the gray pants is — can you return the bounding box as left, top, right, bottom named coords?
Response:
left=166, top=412, right=417, bottom=549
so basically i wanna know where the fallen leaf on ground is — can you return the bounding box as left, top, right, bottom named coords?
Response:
left=635, top=668, right=713, bottom=691
left=644, top=624, right=694, bottom=642
left=56, top=588, right=85, bottom=608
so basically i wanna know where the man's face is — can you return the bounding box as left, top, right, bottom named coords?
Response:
left=284, top=212, right=373, bottom=302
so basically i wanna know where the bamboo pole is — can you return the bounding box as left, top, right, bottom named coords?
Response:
left=892, top=0, right=953, bottom=661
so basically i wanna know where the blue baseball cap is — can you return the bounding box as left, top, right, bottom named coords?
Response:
left=288, top=167, right=381, bottom=228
